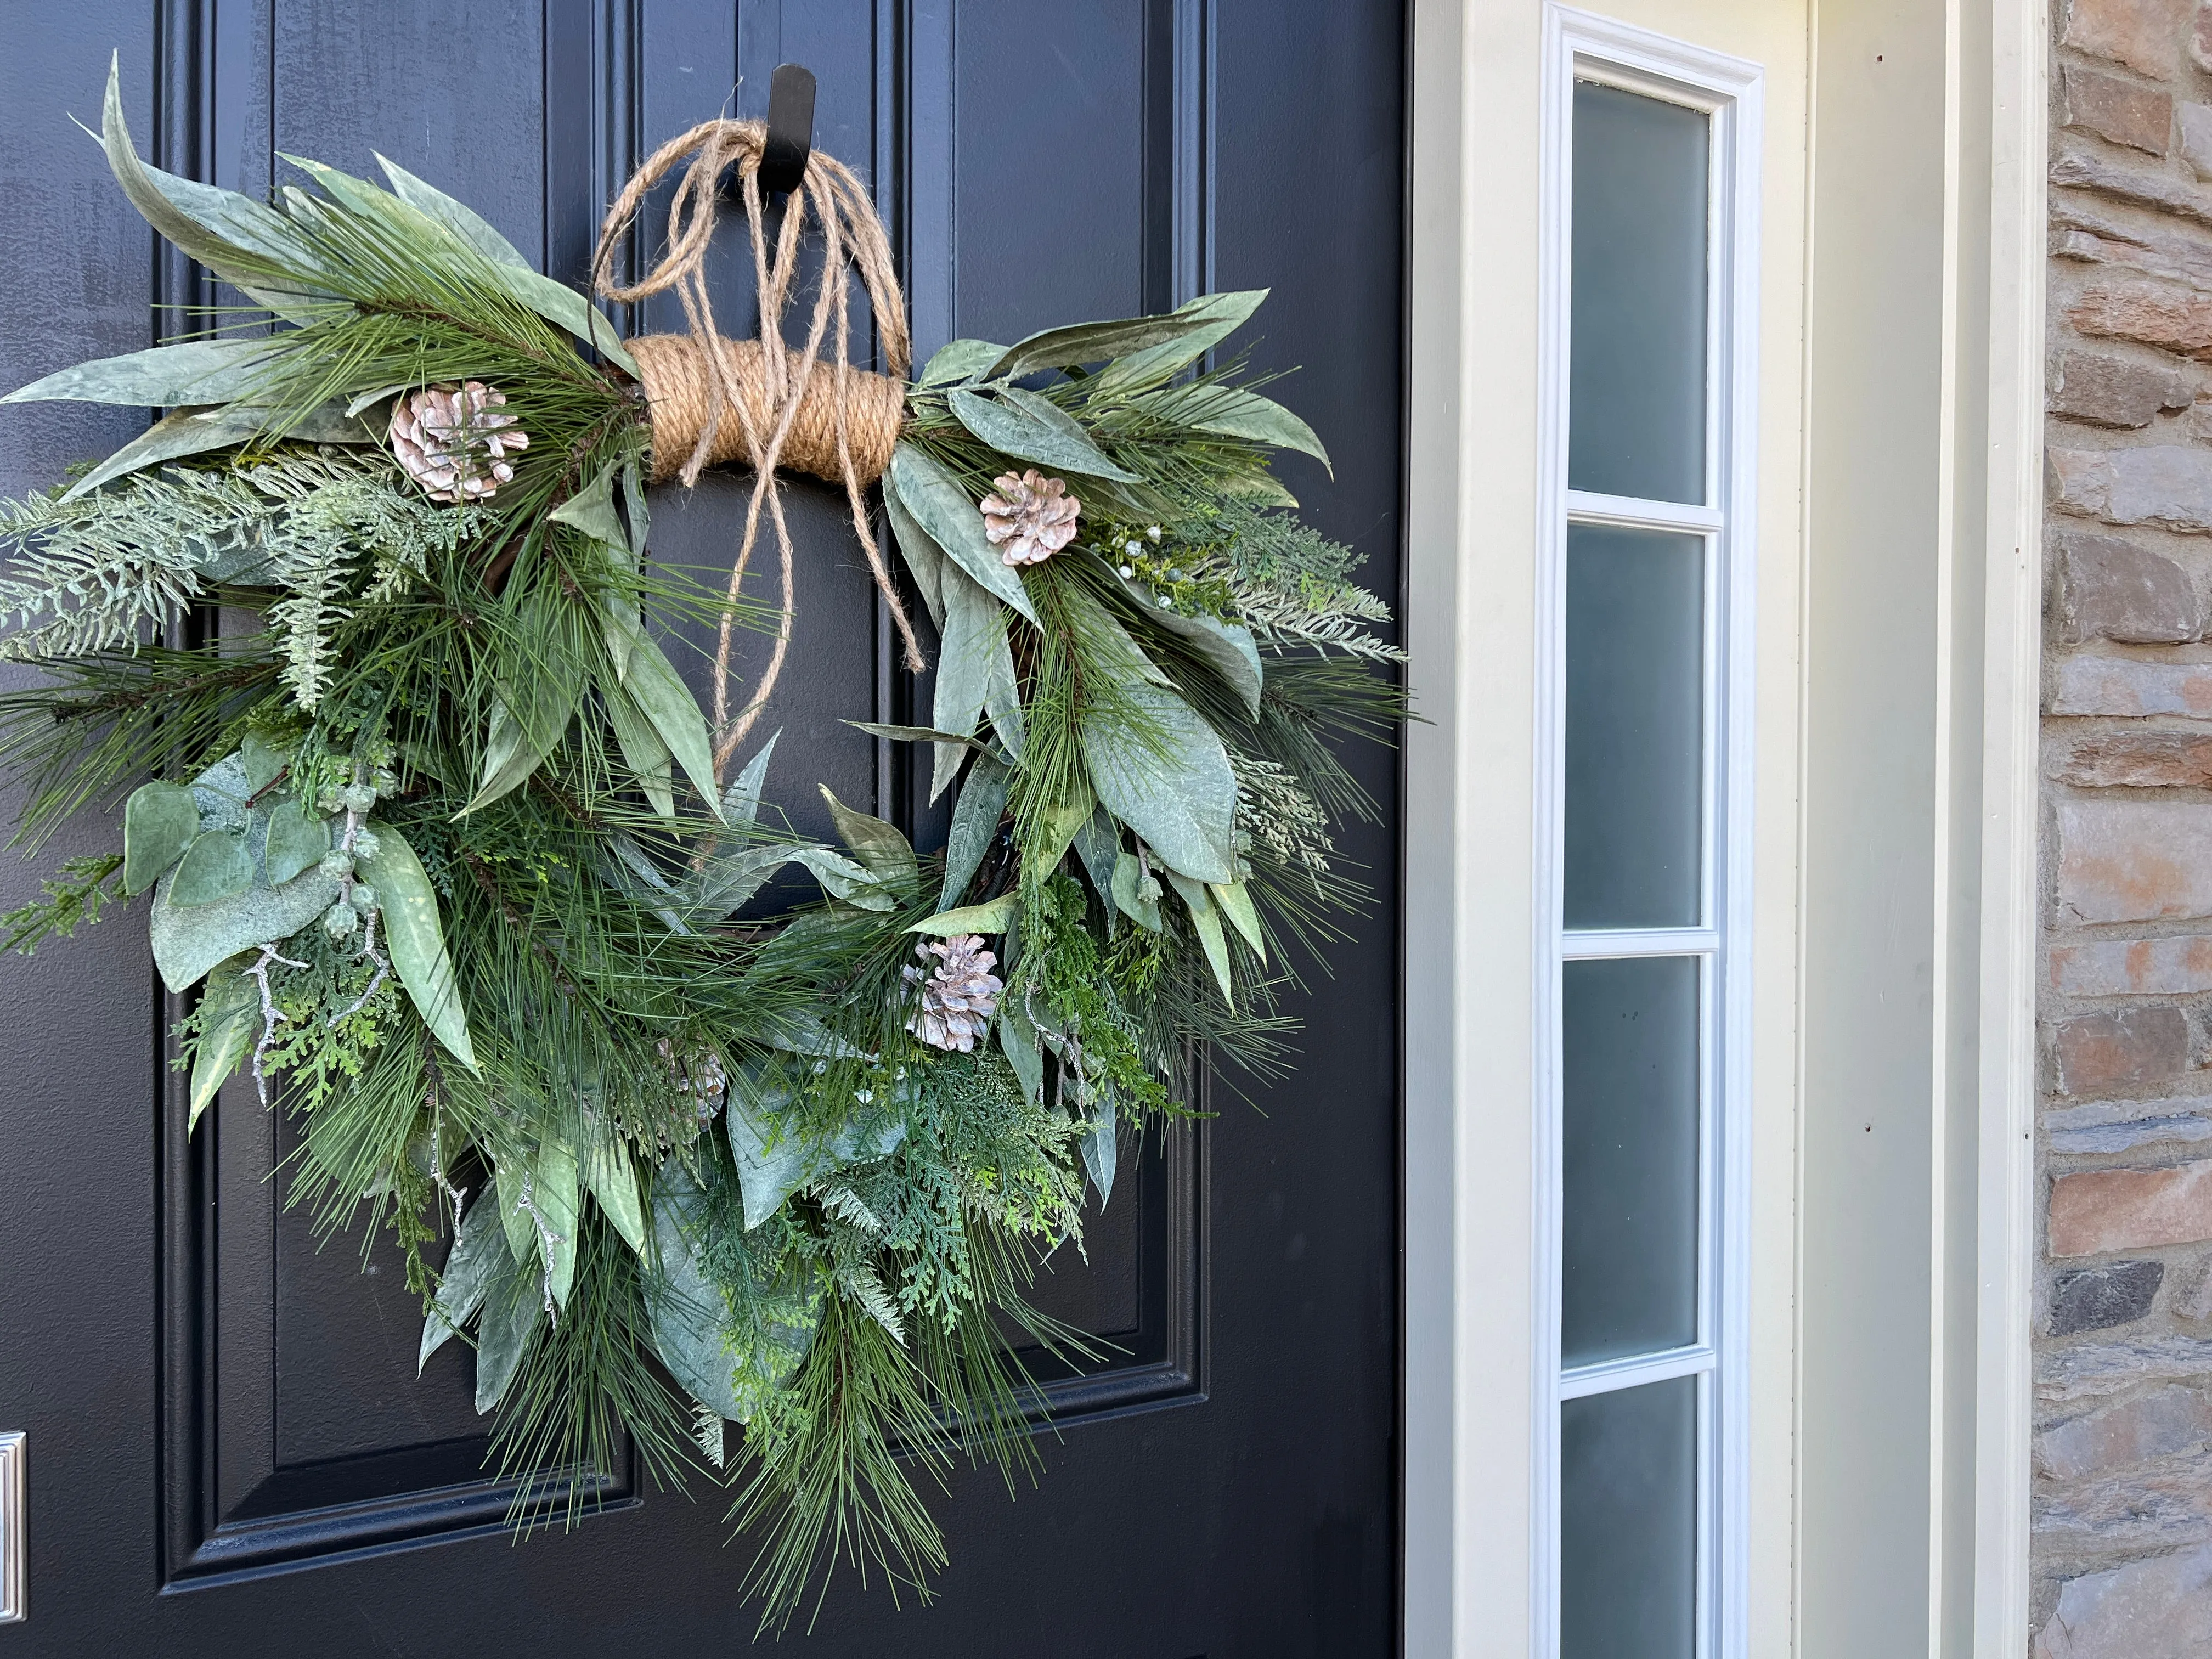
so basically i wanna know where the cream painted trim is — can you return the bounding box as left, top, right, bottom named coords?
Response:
left=1972, top=1, right=2045, bottom=1653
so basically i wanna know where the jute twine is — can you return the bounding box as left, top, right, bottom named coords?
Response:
left=590, top=119, right=924, bottom=781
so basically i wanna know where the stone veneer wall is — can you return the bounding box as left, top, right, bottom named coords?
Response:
left=2037, top=1, right=2212, bottom=1651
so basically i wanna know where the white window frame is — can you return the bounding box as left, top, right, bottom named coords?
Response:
left=1533, top=12, right=1762, bottom=1657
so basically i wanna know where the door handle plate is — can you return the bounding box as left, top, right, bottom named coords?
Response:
left=0, top=1431, right=21, bottom=1622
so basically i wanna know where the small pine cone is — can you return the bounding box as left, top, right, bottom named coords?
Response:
left=978, top=470, right=1080, bottom=566
left=902, top=933, right=1003, bottom=1052
left=390, top=380, right=529, bottom=503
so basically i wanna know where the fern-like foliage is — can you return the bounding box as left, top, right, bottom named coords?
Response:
left=1214, top=505, right=1406, bottom=662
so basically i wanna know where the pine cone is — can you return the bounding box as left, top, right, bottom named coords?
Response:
left=903, top=934, right=1003, bottom=1052
left=979, top=470, right=1080, bottom=566
left=389, top=380, right=529, bottom=503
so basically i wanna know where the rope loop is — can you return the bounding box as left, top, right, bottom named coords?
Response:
left=589, top=118, right=924, bottom=778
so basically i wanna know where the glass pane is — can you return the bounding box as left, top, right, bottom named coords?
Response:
left=1569, top=81, right=1709, bottom=504
left=1564, top=524, right=1703, bottom=930
left=1562, top=955, right=1700, bottom=1365
left=1561, top=1376, right=1699, bottom=1659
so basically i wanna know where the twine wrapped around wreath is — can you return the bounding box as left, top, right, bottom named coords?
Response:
left=590, top=119, right=924, bottom=780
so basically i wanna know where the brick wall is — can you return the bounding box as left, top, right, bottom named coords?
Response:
left=2039, top=1, right=2212, bottom=1650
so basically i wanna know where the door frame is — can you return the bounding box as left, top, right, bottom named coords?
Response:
left=1400, top=0, right=2046, bottom=1652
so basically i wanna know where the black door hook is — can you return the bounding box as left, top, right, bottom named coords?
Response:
left=758, top=63, right=816, bottom=195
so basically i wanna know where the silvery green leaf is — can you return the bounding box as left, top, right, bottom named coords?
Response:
left=757, top=1008, right=872, bottom=1060
left=787, top=847, right=895, bottom=910
left=239, top=732, right=288, bottom=793
left=262, top=798, right=329, bottom=887
left=847, top=722, right=1000, bottom=754
left=621, top=458, right=651, bottom=561
left=1, top=338, right=285, bottom=408
left=998, top=998, right=1044, bottom=1104
left=622, top=634, right=722, bottom=815
left=691, top=844, right=792, bottom=921
left=149, top=859, right=338, bottom=993
left=99, top=57, right=335, bottom=317
left=647, top=1175, right=749, bottom=1415
left=523, top=1137, right=581, bottom=1308
left=720, top=730, right=780, bottom=826
left=496, top=1159, right=534, bottom=1264
left=603, top=679, right=675, bottom=818
left=473, top=1251, right=544, bottom=1413
left=355, top=823, right=477, bottom=1071
left=1082, top=1097, right=1118, bottom=1205
left=910, top=893, right=1015, bottom=936
left=1092, top=289, right=1268, bottom=397
left=583, top=1136, right=650, bottom=1259
left=375, top=154, right=532, bottom=269
left=1163, top=869, right=1233, bottom=1007
left=187, top=752, right=253, bottom=833
left=817, top=786, right=918, bottom=894
left=188, top=953, right=258, bottom=1132
left=1084, top=681, right=1237, bottom=884
left=1115, top=571, right=1263, bottom=717
left=941, top=754, right=1009, bottom=909
left=1074, top=808, right=1121, bottom=909
left=1210, top=877, right=1266, bottom=963
left=725, top=1073, right=806, bottom=1229
left=985, top=309, right=1226, bottom=384
left=168, top=830, right=252, bottom=907
left=499, top=266, right=640, bottom=376
left=123, top=781, right=200, bottom=895
left=1111, top=849, right=1163, bottom=930
left=61, top=398, right=374, bottom=502
left=983, top=612, right=1025, bottom=760
left=919, top=337, right=1008, bottom=385
left=882, top=477, right=946, bottom=630
left=1063, top=583, right=1172, bottom=688
left=549, top=460, right=629, bottom=548
left=1167, top=383, right=1330, bottom=471
left=946, top=386, right=1142, bottom=483
left=889, top=444, right=1039, bottom=625
left=420, top=1190, right=507, bottom=1372
left=932, top=564, right=1000, bottom=802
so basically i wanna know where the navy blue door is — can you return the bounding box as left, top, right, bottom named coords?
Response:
left=0, top=3, right=1403, bottom=1652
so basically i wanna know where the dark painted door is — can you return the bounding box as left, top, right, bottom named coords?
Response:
left=0, top=3, right=1403, bottom=1653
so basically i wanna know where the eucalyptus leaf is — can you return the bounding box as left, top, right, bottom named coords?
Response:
left=148, top=860, right=339, bottom=993
left=239, top=732, right=288, bottom=794
left=1210, top=877, right=1266, bottom=963
left=889, top=444, right=1039, bottom=625
left=168, top=830, right=253, bottom=908
left=1092, top=289, right=1269, bottom=397
left=919, top=337, right=1008, bottom=386
left=621, top=457, right=651, bottom=561
left=461, top=605, right=583, bottom=814
left=910, top=893, right=1016, bottom=936
left=1116, top=572, right=1263, bottom=716
left=998, top=998, right=1044, bottom=1104
left=262, top=798, right=329, bottom=886
left=473, top=1252, right=545, bottom=1413
left=549, top=460, right=629, bottom=548
left=1082, top=680, right=1237, bottom=884
left=355, top=824, right=477, bottom=1071
left=1164, top=869, right=1234, bottom=1007
left=946, top=386, right=1142, bottom=483
left=933, top=564, right=1001, bottom=802
left=647, top=1178, right=749, bottom=1418
left=604, top=679, right=675, bottom=817
left=1082, top=1098, right=1118, bottom=1206
left=375, top=154, right=532, bottom=268
left=188, top=954, right=259, bottom=1131
left=847, top=722, right=1000, bottom=754
left=984, top=309, right=1223, bottom=384
left=583, top=1135, right=650, bottom=1258
left=788, top=847, right=896, bottom=910
left=941, top=753, right=1009, bottom=909
left=818, top=787, right=918, bottom=894
left=1167, top=383, right=1331, bottom=471
left=726, top=1069, right=909, bottom=1229
left=622, top=634, right=722, bottom=815
left=123, top=781, right=201, bottom=894
left=719, top=731, right=780, bottom=826
left=420, top=1191, right=507, bottom=1371
left=526, top=1138, right=582, bottom=1308
left=187, top=752, right=253, bottom=833
left=1073, top=808, right=1122, bottom=908
left=1, top=337, right=286, bottom=409
left=883, top=478, right=947, bottom=630
left=983, top=610, right=1025, bottom=760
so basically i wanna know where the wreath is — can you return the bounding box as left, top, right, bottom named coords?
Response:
left=0, top=61, right=1401, bottom=1621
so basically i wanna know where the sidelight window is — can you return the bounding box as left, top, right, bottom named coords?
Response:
left=1538, top=13, right=1760, bottom=1659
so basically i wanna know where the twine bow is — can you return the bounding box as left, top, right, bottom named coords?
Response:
left=590, top=119, right=926, bottom=781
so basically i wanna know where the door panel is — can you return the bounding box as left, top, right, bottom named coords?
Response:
left=0, top=2, right=1402, bottom=1652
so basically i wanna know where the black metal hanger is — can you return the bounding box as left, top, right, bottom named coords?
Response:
left=757, top=63, right=816, bottom=196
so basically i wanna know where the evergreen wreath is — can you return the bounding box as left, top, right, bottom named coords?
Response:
left=0, top=60, right=1402, bottom=1623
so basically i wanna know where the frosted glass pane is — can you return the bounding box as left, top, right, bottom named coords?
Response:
left=1564, top=524, right=1703, bottom=930
left=1570, top=81, right=1709, bottom=504
left=1562, top=956, right=1700, bottom=1366
left=1561, top=1376, right=1698, bottom=1659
